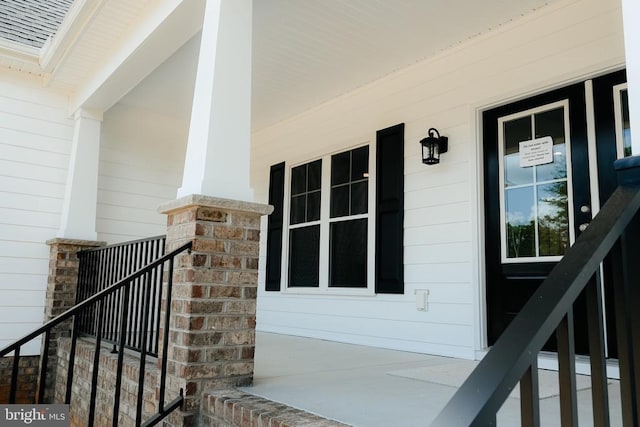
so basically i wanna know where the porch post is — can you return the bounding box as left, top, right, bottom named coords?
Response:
left=158, top=196, right=272, bottom=425
left=177, top=0, right=253, bottom=202
left=57, top=108, right=103, bottom=240
left=41, top=238, right=105, bottom=403
left=621, top=0, right=640, bottom=155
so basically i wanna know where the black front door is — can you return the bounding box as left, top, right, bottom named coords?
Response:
left=484, top=83, right=591, bottom=353
left=483, top=70, right=629, bottom=355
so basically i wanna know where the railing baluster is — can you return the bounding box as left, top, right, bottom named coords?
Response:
left=9, top=346, right=20, bottom=403
left=611, top=238, right=638, bottom=426
left=136, top=272, right=152, bottom=425
left=113, top=282, right=131, bottom=427
left=158, top=256, right=175, bottom=412
left=520, top=360, right=540, bottom=427
left=154, top=259, right=165, bottom=356
left=585, top=272, right=610, bottom=427
left=556, top=311, right=578, bottom=427
left=621, top=209, right=640, bottom=421
left=65, top=312, right=80, bottom=404
left=37, top=330, right=50, bottom=404
left=88, top=299, right=105, bottom=427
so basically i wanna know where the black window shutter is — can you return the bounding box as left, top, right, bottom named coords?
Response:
left=265, top=162, right=285, bottom=291
left=375, top=124, right=405, bottom=294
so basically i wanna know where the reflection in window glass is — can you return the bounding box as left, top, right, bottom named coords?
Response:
left=535, top=108, right=567, bottom=182
left=506, top=187, right=535, bottom=258
left=537, top=182, right=569, bottom=256
left=621, top=89, right=632, bottom=157
left=504, top=117, right=533, bottom=186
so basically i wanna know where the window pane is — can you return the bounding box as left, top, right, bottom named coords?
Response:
left=307, top=191, right=321, bottom=222
left=330, top=185, right=350, bottom=218
left=289, top=226, right=320, bottom=287
left=291, top=165, right=306, bottom=195
left=290, top=195, right=306, bottom=225
left=351, top=181, right=368, bottom=215
left=504, top=117, right=533, bottom=186
left=535, top=108, right=567, bottom=182
left=351, top=146, right=369, bottom=181
left=290, top=160, right=322, bottom=225
left=538, top=182, right=569, bottom=256
left=308, top=159, right=322, bottom=191
left=330, top=219, right=367, bottom=288
left=331, top=151, right=350, bottom=185
left=505, top=186, right=535, bottom=258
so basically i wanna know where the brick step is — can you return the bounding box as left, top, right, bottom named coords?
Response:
left=202, top=389, right=350, bottom=427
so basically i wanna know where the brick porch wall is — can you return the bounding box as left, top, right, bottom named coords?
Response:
left=42, top=238, right=105, bottom=402
left=55, top=338, right=157, bottom=427
left=0, top=355, right=39, bottom=404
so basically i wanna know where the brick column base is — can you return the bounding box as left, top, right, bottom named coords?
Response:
left=159, top=195, right=272, bottom=426
left=41, top=238, right=105, bottom=403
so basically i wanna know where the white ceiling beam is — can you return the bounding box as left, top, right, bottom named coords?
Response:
left=69, top=0, right=205, bottom=115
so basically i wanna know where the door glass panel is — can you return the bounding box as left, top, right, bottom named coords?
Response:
left=505, top=187, right=535, bottom=258
left=500, top=102, right=572, bottom=262
left=504, top=117, right=533, bottom=186
left=537, top=182, right=570, bottom=256
left=535, top=108, right=567, bottom=182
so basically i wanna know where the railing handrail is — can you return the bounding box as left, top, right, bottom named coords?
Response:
left=432, top=180, right=640, bottom=425
left=77, top=235, right=166, bottom=256
left=0, top=240, right=192, bottom=358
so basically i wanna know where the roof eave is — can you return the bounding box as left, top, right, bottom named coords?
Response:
left=0, top=38, right=40, bottom=65
left=40, top=0, right=106, bottom=74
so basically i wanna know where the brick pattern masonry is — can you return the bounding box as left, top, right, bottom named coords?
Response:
left=42, top=238, right=104, bottom=403
left=202, top=389, right=350, bottom=427
left=0, top=355, right=39, bottom=404
left=159, top=195, right=272, bottom=426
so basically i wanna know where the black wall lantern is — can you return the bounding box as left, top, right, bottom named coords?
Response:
left=420, top=128, right=448, bottom=165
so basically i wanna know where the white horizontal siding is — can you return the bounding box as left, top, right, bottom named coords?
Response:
left=96, top=103, right=187, bottom=243
left=0, top=74, right=74, bottom=355
left=252, top=0, right=625, bottom=358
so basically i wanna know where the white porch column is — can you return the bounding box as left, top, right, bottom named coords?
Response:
left=177, top=0, right=254, bottom=202
left=622, top=0, right=640, bottom=155
left=57, top=108, right=102, bottom=240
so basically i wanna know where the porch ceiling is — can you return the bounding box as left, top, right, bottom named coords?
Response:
left=250, top=0, right=559, bottom=130
left=1, top=0, right=568, bottom=129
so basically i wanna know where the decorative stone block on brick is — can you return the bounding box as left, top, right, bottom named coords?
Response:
left=159, top=195, right=273, bottom=425
left=201, top=389, right=351, bottom=427
left=42, top=238, right=105, bottom=403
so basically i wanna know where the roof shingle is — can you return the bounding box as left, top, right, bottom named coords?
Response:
left=0, top=0, right=74, bottom=48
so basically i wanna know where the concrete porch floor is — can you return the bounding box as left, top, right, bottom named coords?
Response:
left=240, top=332, right=623, bottom=426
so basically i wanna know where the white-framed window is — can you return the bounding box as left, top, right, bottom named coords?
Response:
left=282, top=144, right=375, bottom=294
left=498, top=100, right=576, bottom=263
left=613, top=83, right=632, bottom=159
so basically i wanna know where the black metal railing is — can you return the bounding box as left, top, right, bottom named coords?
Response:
left=0, top=240, right=192, bottom=427
left=433, top=159, right=640, bottom=426
left=76, top=235, right=167, bottom=356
